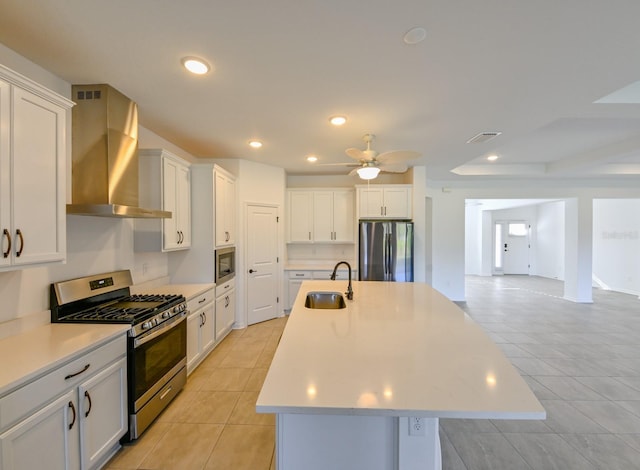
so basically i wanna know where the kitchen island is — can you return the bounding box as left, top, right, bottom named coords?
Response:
left=257, top=280, right=545, bottom=470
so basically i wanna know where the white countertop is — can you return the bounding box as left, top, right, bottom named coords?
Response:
left=285, top=264, right=357, bottom=271
left=257, top=280, right=545, bottom=420
left=0, top=323, right=129, bottom=397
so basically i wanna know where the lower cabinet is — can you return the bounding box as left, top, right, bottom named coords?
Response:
left=186, top=288, right=216, bottom=374
left=0, top=335, right=127, bottom=470
left=215, top=279, right=236, bottom=340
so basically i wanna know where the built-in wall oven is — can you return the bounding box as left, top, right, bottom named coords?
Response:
left=50, top=270, right=187, bottom=441
left=215, top=246, right=236, bottom=284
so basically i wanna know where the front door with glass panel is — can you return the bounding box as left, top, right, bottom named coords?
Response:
left=494, top=221, right=530, bottom=275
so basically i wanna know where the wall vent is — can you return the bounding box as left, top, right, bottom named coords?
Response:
left=466, top=131, right=502, bottom=144
left=76, top=90, right=102, bottom=100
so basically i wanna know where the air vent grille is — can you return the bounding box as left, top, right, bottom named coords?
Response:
left=466, top=131, right=502, bottom=144
left=76, top=90, right=102, bottom=100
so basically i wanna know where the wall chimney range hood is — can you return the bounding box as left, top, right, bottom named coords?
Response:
left=66, top=84, right=171, bottom=218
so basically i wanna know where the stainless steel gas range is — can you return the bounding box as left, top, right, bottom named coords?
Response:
left=50, top=270, right=187, bottom=441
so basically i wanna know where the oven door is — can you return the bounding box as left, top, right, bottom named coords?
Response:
left=129, top=314, right=187, bottom=413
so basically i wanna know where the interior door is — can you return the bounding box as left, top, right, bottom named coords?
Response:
left=247, top=204, right=279, bottom=325
left=495, top=221, right=530, bottom=275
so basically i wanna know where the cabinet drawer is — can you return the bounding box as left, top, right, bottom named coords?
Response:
left=0, top=334, right=126, bottom=431
left=187, top=288, right=215, bottom=313
left=216, top=278, right=235, bottom=298
left=287, top=271, right=312, bottom=279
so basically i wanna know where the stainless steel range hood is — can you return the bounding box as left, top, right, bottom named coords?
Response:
left=67, top=84, right=171, bottom=218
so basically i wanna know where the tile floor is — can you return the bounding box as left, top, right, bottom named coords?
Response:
left=106, top=276, right=640, bottom=469
left=106, top=316, right=287, bottom=470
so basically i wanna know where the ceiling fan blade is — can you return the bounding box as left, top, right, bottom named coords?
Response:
left=376, top=150, right=420, bottom=163
left=345, top=148, right=366, bottom=161
left=378, top=163, right=408, bottom=173
left=316, top=162, right=359, bottom=167
left=348, top=167, right=361, bottom=176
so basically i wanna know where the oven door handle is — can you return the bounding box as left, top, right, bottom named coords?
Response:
left=133, top=312, right=187, bottom=348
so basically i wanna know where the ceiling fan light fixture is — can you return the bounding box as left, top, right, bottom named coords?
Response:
left=181, top=56, right=211, bottom=75
left=357, top=166, right=380, bottom=180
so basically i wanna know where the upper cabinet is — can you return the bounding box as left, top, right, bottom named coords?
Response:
left=0, top=65, right=73, bottom=271
left=215, top=166, right=236, bottom=248
left=356, top=184, right=412, bottom=219
left=287, top=189, right=354, bottom=243
left=135, top=149, right=192, bottom=252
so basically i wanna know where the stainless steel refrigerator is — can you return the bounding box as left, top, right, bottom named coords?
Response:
left=359, top=221, right=414, bottom=282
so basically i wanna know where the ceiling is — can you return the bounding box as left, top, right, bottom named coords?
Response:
left=2, top=0, right=640, bottom=181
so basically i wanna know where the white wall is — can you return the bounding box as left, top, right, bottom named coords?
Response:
left=593, top=199, right=640, bottom=296
left=535, top=201, right=565, bottom=280
left=464, top=203, right=482, bottom=275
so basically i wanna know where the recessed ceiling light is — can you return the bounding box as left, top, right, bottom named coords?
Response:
left=248, top=140, right=263, bottom=149
left=403, top=27, right=427, bottom=45
left=487, top=155, right=499, bottom=162
left=181, top=57, right=211, bottom=75
left=329, top=115, right=347, bottom=126
left=307, top=155, right=318, bottom=162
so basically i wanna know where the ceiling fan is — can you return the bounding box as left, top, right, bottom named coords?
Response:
left=322, top=134, right=421, bottom=180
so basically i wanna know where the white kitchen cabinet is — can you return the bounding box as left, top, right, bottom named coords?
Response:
left=312, top=190, right=354, bottom=242
left=0, top=65, right=73, bottom=271
left=357, top=184, right=412, bottom=219
left=0, top=334, right=127, bottom=470
left=215, top=279, right=235, bottom=341
left=215, top=166, right=236, bottom=248
left=135, top=149, right=192, bottom=252
left=287, top=189, right=355, bottom=243
left=288, top=191, right=313, bottom=243
left=186, top=287, right=216, bottom=374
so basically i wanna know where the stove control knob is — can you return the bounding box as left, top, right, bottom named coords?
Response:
left=162, top=311, right=170, bottom=319
left=142, top=321, right=152, bottom=330
left=172, top=306, right=179, bottom=314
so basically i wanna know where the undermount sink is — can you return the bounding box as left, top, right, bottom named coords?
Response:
left=304, top=291, right=347, bottom=309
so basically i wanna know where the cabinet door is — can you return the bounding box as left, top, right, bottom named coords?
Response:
left=288, top=191, right=313, bottom=242
left=223, top=176, right=235, bottom=246
left=162, top=158, right=180, bottom=250
left=383, top=187, right=411, bottom=218
left=287, top=279, right=303, bottom=310
left=332, top=190, right=354, bottom=242
left=11, top=87, right=66, bottom=266
left=215, top=291, right=235, bottom=339
left=176, top=163, right=191, bottom=248
left=312, top=191, right=333, bottom=242
left=0, top=390, right=79, bottom=470
left=358, top=188, right=384, bottom=218
left=0, top=79, right=9, bottom=268
left=214, top=171, right=236, bottom=247
left=78, top=357, right=127, bottom=470
left=200, top=302, right=215, bottom=353
left=186, top=312, right=201, bottom=373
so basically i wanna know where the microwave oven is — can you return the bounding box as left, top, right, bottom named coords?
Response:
left=215, top=247, right=235, bottom=284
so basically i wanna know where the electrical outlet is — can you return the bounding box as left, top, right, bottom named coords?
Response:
left=409, top=417, right=425, bottom=436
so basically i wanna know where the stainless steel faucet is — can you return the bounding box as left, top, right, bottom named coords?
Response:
left=331, top=261, right=353, bottom=300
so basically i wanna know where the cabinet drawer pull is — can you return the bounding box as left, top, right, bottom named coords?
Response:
left=65, top=363, right=90, bottom=380
left=2, top=229, right=10, bottom=258
left=68, top=401, right=76, bottom=430
left=295, top=273, right=305, bottom=277
left=15, top=229, right=24, bottom=257
left=84, top=391, right=92, bottom=418
left=198, top=297, right=207, bottom=304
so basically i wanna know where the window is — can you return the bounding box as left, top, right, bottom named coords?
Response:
left=508, top=223, right=527, bottom=237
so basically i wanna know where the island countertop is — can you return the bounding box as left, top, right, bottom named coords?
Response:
left=257, top=280, right=545, bottom=420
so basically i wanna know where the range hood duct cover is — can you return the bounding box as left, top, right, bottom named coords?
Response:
left=67, top=84, right=171, bottom=218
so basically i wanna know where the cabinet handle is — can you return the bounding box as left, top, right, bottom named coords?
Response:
left=380, top=206, right=384, bottom=216
left=2, top=229, right=10, bottom=258
left=68, top=401, right=76, bottom=430
left=84, top=391, right=92, bottom=418
left=15, top=229, right=24, bottom=257
left=225, top=295, right=229, bottom=308
left=384, top=206, right=387, bottom=216
left=308, top=231, right=311, bottom=240
left=180, top=231, right=185, bottom=243
left=202, top=312, right=207, bottom=325
left=295, top=273, right=304, bottom=277
left=198, top=297, right=207, bottom=304
left=65, top=364, right=90, bottom=380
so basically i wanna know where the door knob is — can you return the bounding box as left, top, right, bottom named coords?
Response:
left=249, top=269, right=256, bottom=273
